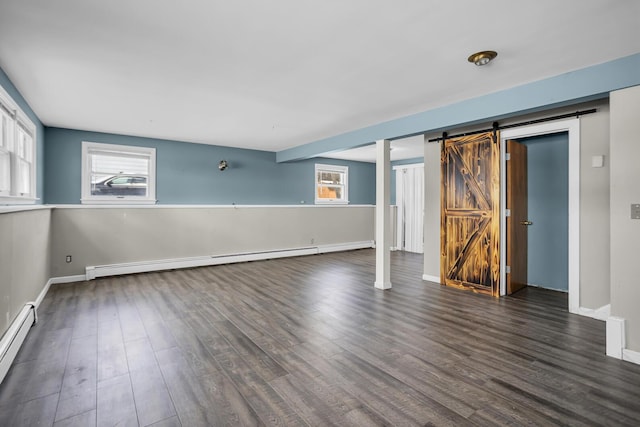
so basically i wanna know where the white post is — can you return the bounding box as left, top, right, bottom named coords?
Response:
left=375, top=139, right=392, bottom=289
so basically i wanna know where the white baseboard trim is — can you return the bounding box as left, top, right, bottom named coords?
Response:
left=606, top=316, right=625, bottom=359
left=85, top=241, right=375, bottom=280
left=526, top=283, right=568, bottom=293
left=605, top=315, right=640, bottom=366
left=623, top=348, right=640, bottom=365
left=422, top=274, right=441, bottom=284
left=577, top=304, right=610, bottom=321
left=374, top=281, right=392, bottom=290
left=49, top=275, right=87, bottom=285
left=36, top=280, right=53, bottom=309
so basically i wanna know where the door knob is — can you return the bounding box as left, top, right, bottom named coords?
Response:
left=520, top=220, right=533, bottom=226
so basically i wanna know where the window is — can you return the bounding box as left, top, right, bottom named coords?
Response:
left=81, top=141, right=156, bottom=204
left=0, top=85, right=37, bottom=204
left=315, top=164, right=348, bottom=204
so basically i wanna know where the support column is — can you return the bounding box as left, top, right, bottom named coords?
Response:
left=375, top=139, right=392, bottom=289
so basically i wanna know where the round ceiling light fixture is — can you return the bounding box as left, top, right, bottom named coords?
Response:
left=468, top=50, right=497, bottom=66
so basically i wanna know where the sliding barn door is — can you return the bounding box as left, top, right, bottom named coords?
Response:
left=441, top=132, right=500, bottom=296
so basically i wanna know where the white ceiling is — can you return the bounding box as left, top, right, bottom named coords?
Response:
left=322, top=135, right=425, bottom=163
left=0, top=1, right=639, bottom=161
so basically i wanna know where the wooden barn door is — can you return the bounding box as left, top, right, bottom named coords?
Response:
left=441, top=132, right=500, bottom=296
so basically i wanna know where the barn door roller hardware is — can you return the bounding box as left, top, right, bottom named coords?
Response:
left=427, top=109, right=597, bottom=143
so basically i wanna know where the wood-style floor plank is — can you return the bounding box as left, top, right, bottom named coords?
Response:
left=54, top=334, right=97, bottom=422
left=156, top=346, right=260, bottom=426
left=96, top=373, right=138, bottom=427
left=53, top=409, right=96, bottom=427
left=3, top=393, right=60, bottom=427
left=2, top=249, right=640, bottom=426
left=124, top=338, right=177, bottom=426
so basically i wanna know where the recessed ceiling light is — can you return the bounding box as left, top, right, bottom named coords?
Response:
left=468, top=50, right=497, bottom=66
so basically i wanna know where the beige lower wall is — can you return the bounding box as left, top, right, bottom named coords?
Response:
left=610, top=85, right=640, bottom=352
left=0, top=208, right=51, bottom=337
left=51, top=206, right=375, bottom=277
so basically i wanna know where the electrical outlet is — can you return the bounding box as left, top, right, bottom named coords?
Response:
left=66, top=255, right=72, bottom=263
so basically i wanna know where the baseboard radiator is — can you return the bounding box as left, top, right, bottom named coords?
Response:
left=85, top=241, right=375, bottom=280
left=0, top=303, right=37, bottom=384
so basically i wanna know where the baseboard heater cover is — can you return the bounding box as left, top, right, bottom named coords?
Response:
left=0, top=303, right=37, bottom=384
left=86, top=241, right=374, bottom=280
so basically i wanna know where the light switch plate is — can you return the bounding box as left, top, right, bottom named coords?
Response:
left=632, top=204, right=640, bottom=219
left=592, top=155, right=605, bottom=168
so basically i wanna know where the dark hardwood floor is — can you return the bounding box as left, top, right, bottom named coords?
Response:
left=1, top=249, right=640, bottom=426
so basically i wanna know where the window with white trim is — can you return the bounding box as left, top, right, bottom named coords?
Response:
left=81, top=141, right=156, bottom=204
left=315, top=164, right=348, bottom=204
left=0, top=85, right=37, bottom=204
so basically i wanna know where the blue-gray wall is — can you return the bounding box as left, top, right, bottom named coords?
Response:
left=0, top=67, right=45, bottom=203
left=44, top=127, right=375, bottom=205
left=522, top=132, right=569, bottom=291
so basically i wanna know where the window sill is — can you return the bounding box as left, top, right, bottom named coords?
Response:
left=0, top=196, right=40, bottom=205
left=80, top=198, right=157, bottom=205
left=314, top=200, right=350, bottom=205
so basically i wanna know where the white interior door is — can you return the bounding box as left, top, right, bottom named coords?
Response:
left=394, top=164, right=424, bottom=253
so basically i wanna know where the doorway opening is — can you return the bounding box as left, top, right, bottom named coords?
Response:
left=522, top=133, right=569, bottom=292
left=500, top=119, right=580, bottom=313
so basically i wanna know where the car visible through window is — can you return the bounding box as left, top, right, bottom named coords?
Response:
left=92, top=175, right=147, bottom=196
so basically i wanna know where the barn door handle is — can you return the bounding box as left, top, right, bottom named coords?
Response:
left=520, top=220, right=533, bottom=226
